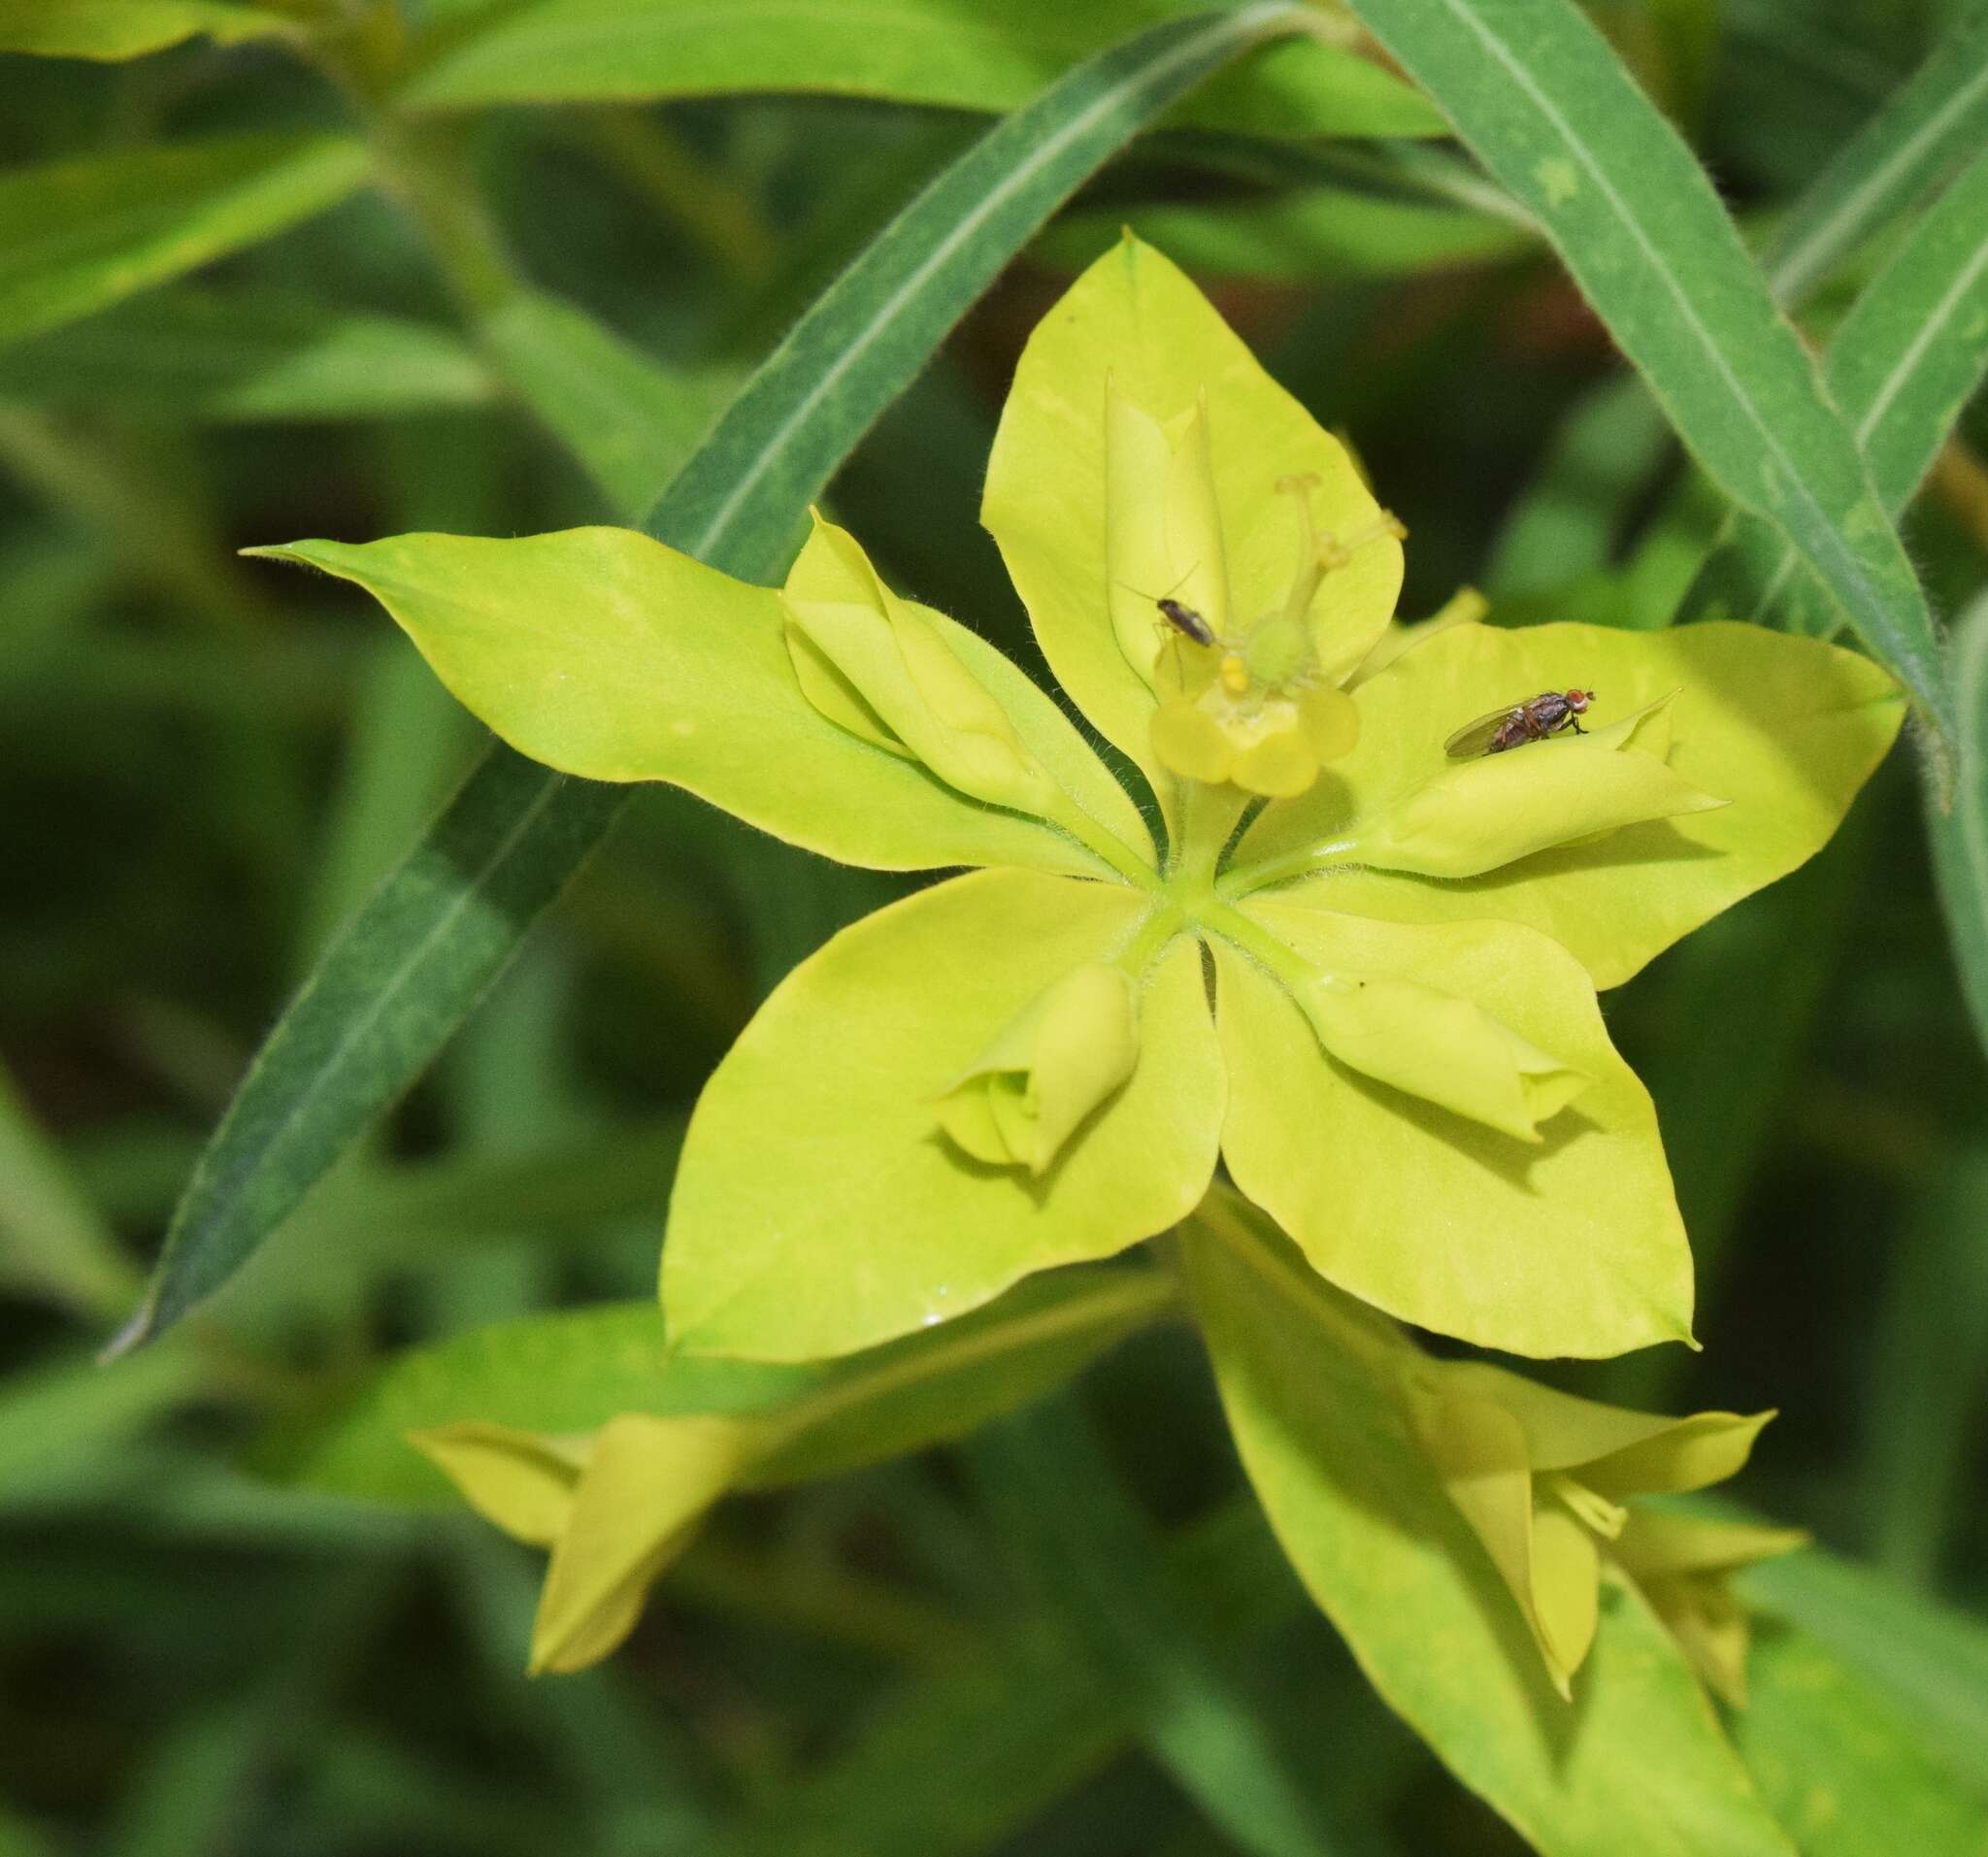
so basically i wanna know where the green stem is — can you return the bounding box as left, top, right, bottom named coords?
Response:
left=1109, top=902, right=1190, bottom=978
left=1169, top=778, right=1252, bottom=894
left=1049, top=800, right=1166, bottom=891
left=309, top=10, right=524, bottom=318
left=1194, top=896, right=1320, bottom=993
left=1215, top=834, right=1361, bottom=901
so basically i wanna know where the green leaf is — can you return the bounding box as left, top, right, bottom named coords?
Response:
left=0, top=134, right=370, bottom=350
left=112, top=746, right=629, bottom=1350
left=970, top=1394, right=1335, bottom=1857
left=1760, top=3, right=1988, bottom=307
left=1485, top=375, right=1672, bottom=602
left=663, top=874, right=1220, bottom=1361
left=1179, top=1194, right=1795, bottom=1857
left=1339, top=0, right=1957, bottom=765
left=267, top=1262, right=1167, bottom=1507
left=1040, top=185, right=1531, bottom=282
left=391, top=1269, right=1170, bottom=1669
left=261, top=1303, right=799, bottom=1506
left=1732, top=1624, right=1988, bottom=1855
left=248, top=530, right=1124, bottom=879
left=399, top=0, right=1442, bottom=140
left=0, top=0, right=287, bottom=59
left=0, top=1057, right=140, bottom=1323
left=1041, top=135, right=1541, bottom=282
left=1692, top=146, right=1988, bottom=634
left=118, top=4, right=1309, bottom=1347
left=710, top=1500, right=1306, bottom=1857
left=1209, top=907, right=1691, bottom=1360
left=0, top=1343, right=211, bottom=1497
left=478, top=291, right=721, bottom=516
left=0, top=286, right=495, bottom=422
left=1859, top=1151, right=1988, bottom=1589
left=1933, top=591, right=1988, bottom=1064
left=1739, top=1537, right=1988, bottom=1790
left=651, top=8, right=1308, bottom=575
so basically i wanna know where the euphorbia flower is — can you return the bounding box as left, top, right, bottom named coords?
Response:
left=249, top=236, right=1902, bottom=1365
left=1403, top=1357, right=1802, bottom=1698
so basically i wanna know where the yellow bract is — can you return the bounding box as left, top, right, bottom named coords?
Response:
left=1401, top=1358, right=1790, bottom=1697
left=985, top=234, right=1404, bottom=824
left=1108, top=382, right=1399, bottom=799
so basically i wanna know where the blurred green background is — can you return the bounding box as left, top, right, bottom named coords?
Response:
left=4, top=1, right=1987, bottom=1851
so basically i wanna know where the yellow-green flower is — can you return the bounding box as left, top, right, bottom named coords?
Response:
left=1403, top=1357, right=1804, bottom=1700
left=250, top=235, right=1903, bottom=1367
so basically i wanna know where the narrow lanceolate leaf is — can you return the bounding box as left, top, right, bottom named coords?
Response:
left=649, top=2, right=1302, bottom=567
left=1761, top=2, right=1988, bottom=307
left=108, top=750, right=627, bottom=1350
left=0, top=135, right=370, bottom=350
left=398, top=0, right=1441, bottom=141
left=1341, top=0, right=1957, bottom=764
left=0, top=0, right=289, bottom=59
left=1689, top=147, right=1988, bottom=635
left=120, top=5, right=1309, bottom=1348
left=1932, top=591, right=1988, bottom=1064
left=0, top=287, right=495, bottom=423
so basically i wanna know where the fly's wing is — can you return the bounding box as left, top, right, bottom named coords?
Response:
left=1443, top=706, right=1517, bottom=759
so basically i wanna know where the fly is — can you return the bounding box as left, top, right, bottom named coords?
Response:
left=1443, top=688, right=1594, bottom=759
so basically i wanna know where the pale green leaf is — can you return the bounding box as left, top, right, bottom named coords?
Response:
left=479, top=291, right=722, bottom=517
left=1731, top=1626, right=1988, bottom=1855
left=1210, top=904, right=1691, bottom=1360
left=531, top=1413, right=748, bottom=1673
left=0, top=1059, right=141, bottom=1322
left=1739, top=1540, right=1988, bottom=1790
left=399, top=0, right=1442, bottom=140
left=0, top=0, right=287, bottom=59
left=0, top=286, right=495, bottom=422
left=0, top=134, right=370, bottom=350
left=664, top=871, right=1220, bottom=1360
left=1231, top=620, right=1904, bottom=989
left=1340, top=0, right=1956, bottom=763
left=1180, top=1195, right=1795, bottom=1857
left=250, top=531, right=1126, bottom=879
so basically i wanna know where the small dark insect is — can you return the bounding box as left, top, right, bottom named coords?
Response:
left=1155, top=595, right=1216, bottom=647
left=1444, top=688, right=1594, bottom=759
left=1119, top=569, right=1216, bottom=648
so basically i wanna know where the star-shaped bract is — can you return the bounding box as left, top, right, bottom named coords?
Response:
left=250, top=237, right=1903, bottom=1367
